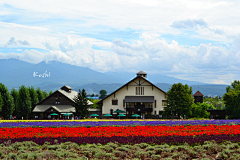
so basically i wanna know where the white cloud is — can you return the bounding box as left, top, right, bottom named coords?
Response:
left=171, top=19, right=208, bottom=30
left=4, top=37, right=30, bottom=47
left=1, top=0, right=240, bottom=84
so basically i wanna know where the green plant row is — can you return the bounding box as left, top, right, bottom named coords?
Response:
left=1, top=140, right=240, bottom=159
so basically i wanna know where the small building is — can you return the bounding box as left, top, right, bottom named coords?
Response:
left=193, top=91, right=204, bottom=103
left=32, top=85, right=99, bottom=119
left=207, top=109, right=226, bottom=119
left=97, top=71, right=167, bottom=119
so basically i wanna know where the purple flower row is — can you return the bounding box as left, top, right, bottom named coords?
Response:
left=1, top=120, right=240, bottom=128
left=1, top=134, right=240, bottom=146
left=0, top=120, right=240, bottom=128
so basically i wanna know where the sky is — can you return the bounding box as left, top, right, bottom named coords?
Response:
left=0, top=0, right=240, bottom=85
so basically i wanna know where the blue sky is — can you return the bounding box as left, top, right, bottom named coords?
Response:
left=0, top=0, right=240, bottom=85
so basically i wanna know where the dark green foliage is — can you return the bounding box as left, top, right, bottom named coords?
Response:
left=28, top=86, right=39, bottom=111
left=0, top=93, right=3, bottom=113
left=72, top=89, right=89, bottom=117
left=99, top=90, right=107, bottom=99
left=17, top=85, right=32, bottom=119
left=223, top=80, right=240, bottom=119
left=164, top=83, right=194, bottom=118
left=42, top=90, right=48, bottom=99
left=48, top=90, right=53, bottom=95
left=10, top=88, right=18, bottom=116
left=36, top=87, right=44, bottom=102
left=191, top=102, right=215, bottom=118
left=0, top=83, right=14, bottom=119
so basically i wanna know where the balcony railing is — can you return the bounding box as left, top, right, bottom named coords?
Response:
left=126, top=107, right=153, bottom=112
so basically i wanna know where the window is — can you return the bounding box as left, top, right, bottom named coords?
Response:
left=155, top=100, right=157, bottom=108
left=154, top=111, right=156, bottom=116
left=162, top=100, right=167, bottom=106
left=123, top=100, right=125, bottom=108
left=55, top=93, right=60, bottom=104
left=136, top=87, right=144, bottom=95
left=110, top=109, right=113, bottom=115
left=55, top=97, right=60, bottom=104
left=112, top=100, right=118, bottom=105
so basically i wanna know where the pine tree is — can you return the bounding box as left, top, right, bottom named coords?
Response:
left=28, top=86, right=39, bottom=111
left=17, top=85, right=32, bottom=119
left=42, top=90, right=48, bottom=99
left=36, top=87, right=44, bottom=102
left=10, top=88, right=18, bottom=116
left=72, top=89, right=89, bottom=118
left=0, top=83, right=14, bottom=119
left=0, top=93, right=3, bottom=113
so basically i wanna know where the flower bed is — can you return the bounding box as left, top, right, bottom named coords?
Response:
left=2, top=120, right=240, bottom=146
left=1, top=125, right=240, bottom=145
left=1, top=119, right=240, bottom=128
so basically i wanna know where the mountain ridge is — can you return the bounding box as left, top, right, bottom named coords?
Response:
left=0, top=59, right=228, bottom=95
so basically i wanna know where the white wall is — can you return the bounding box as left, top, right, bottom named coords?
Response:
left=102, top=77, right=166, bottom=115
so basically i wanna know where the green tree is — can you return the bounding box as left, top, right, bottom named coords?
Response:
left=191, top=103, right=215, bottom=118
left=42, top=90, right=48, bottom=99
left=17, top=85, right=32, bottom=119
left=10, top=88, right=18, bottom=116
left=164, top=83, right=194, bottom=119
left=223, top=80, right=240, bottom=119
left=99, top=90, right=107, bottom=99
left=72, top=89, right=89, bottom=118
left=87, top=98, right=100, bottom=108
left=203, top=96, right=224, bottom=109
left=0, top=93, right=3, bottom=113
left=48, top=90, right=53, bottom=95
left=28, top=86, right=39, bottom=112
left=0, top=83, right=14, bottom=119
left=36, top=87, right=44, bottom=102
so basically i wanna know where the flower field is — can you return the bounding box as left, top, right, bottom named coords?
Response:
left=1, top=120, right=240, bottom=159
left=1, top=120, right=240, bottom=145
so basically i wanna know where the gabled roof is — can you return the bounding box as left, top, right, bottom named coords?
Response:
left=36, top=86, right=93, bottom=105
left=97, top=76, right=166, bottom=104
left=193, top=91, right=204, bottom=96
left=33, top=105, right=76, bottom=112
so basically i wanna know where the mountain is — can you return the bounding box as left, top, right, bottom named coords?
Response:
left=0, top=59, right=228, bottom=95
left=73, top=83, right=228, bottom=96
left=0, top=59, right=124, bottom=89
left=105, top=72, right=206, bottom=85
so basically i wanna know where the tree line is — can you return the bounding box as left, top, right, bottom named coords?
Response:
left=164, top=80, right=240, bottom=119
left=0, top=83, right=51, bottom=119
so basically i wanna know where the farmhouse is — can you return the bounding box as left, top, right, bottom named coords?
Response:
left=32, top=85, right=100, bottom=119
left=97, top=71, right=167, bottom=118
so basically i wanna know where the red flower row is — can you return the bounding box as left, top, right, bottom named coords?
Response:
left=1, top=125, right=240, bottom=139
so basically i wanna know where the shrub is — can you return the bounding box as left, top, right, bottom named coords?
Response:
left=139, top=143, right=149, bottom=149
left=151, top=155, right=161, bottom=160
left=8, top=153, right=18, bottom=160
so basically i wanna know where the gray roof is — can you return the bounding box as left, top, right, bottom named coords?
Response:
left=125, top=96, right=154, bottom=103
left=58, top=89, right=93, bottom=105
left=33, top=105, right=76, bottom=112
left=61, top=85, right=72, bottom=90
left=137, top=71, right=147, bottom=75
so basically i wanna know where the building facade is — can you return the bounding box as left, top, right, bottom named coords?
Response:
left=98, top=71, right=167, bottom=118
left=32, top=85, right=98, bottom=119
left=193, top=91, right=204, bottom=103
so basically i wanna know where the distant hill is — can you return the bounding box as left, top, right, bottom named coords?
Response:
left=0, top=59, right=228, bottom=95
left=73, top=83, right=228, bottom=96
